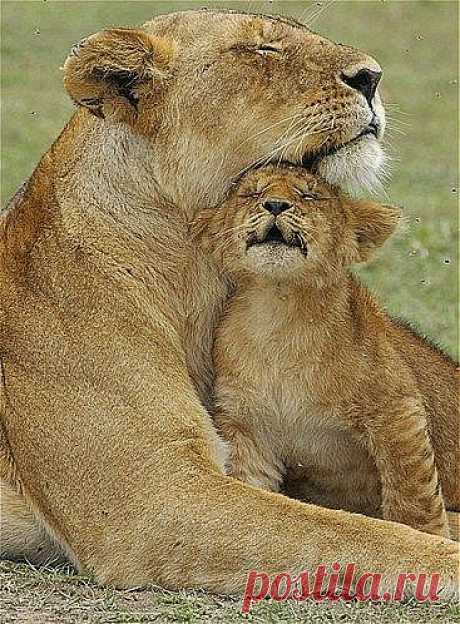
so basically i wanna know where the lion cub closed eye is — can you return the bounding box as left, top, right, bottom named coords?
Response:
left=192, top=164, right=459, bottom=539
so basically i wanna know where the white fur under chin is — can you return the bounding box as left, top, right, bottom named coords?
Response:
left=245, top=244, right=306, bottom=280
left=316, top=136, right=387, bottom=197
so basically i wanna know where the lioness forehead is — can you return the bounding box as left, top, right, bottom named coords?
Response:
left=141, top=8, right=364, bottom=80
left=143, top=9, right=310, bottom=41
left=144, top=8, right=307, bottom=29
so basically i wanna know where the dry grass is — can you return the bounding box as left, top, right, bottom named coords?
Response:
left=1, top=561, right=459, bottom=624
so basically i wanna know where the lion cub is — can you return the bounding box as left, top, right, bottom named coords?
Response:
left=193, top=164, right=459, bottom=538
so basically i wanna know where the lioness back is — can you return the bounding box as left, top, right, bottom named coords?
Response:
left=387, top=315, right=459, bottom=507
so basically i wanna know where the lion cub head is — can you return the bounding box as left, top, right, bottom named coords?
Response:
left=194, top=164, right=400, bottom=284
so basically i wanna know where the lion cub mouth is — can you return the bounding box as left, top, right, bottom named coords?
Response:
left=248, top=225, right=305, bottom=253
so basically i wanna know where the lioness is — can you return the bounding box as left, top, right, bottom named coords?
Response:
left=193, top=164, right=459, bottom=540
left=0, top=9, right=458, bottom=594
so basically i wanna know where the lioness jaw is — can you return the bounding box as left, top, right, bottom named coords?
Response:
left=1, top=9, right=458, bottom=598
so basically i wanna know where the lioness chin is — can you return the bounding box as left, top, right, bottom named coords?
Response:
left=192, top=164, right=459, bottom=540
left=0, top=9, right=458, bottom=596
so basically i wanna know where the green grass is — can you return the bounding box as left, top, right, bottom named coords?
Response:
left=1, top=1, right=459, bottom=622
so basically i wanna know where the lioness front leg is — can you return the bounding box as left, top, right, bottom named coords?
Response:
left=149, top=467, right=460, bottom=599
left=365, top=398, right=450, bottom=538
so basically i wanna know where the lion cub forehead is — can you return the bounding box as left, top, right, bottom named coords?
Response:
left=240, top=165, right=335, bottom=195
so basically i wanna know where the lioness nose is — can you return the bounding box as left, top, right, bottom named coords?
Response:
left=263, top=199, right=292, bottom=216
left=341, top=67, right=382, bottom=105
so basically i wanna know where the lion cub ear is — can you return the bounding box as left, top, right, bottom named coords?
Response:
left=63, top=28, right=173, bottom=122
left=350, top=200, right=402, bottom=262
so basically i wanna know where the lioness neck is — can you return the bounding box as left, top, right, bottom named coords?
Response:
left=1, top=111, right=216, bottom=331
left=52, top=112, right=174, bottom=231
left=50, top=113, right=198, bottom=286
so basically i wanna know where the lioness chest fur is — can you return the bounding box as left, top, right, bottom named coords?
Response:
left=193, top=164, right=459, bottom=539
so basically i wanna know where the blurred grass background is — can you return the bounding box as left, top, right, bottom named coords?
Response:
left=1, top=0, right=458, bottom=358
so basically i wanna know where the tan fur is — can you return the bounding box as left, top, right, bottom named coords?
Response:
left=448, top=512, right=460, bottom=542
left=0, top=10, right=458, bottom=594
left=193, top=164, right=459, bottom=541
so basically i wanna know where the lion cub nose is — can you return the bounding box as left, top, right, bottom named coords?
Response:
left=263, top=199, right=292, bottom=216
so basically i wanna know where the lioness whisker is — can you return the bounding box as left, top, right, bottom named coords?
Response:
left=234, top=113, right=304, bottom=151
left=236, top=114, right=334, bottom=178
left=274, top=120, right=334, bottom=165
left=230, top=114, right=334, bottom=182
left=273, top=116, right=310, bottom=163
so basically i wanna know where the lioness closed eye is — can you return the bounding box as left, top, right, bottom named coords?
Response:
left=193, top=164, right=459, bottom=539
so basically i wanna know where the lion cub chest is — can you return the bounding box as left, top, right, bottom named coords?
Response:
left=213, top=287, right=381, bottom=514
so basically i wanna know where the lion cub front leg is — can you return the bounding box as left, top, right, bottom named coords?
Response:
left=215, top=412, right=284, bottom=492
left=365, top=397, right=450, bottom=538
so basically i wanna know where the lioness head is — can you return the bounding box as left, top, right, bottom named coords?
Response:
left=63, top=9, right=386, bottom=213
left=193, top=164, right=400, bottom=283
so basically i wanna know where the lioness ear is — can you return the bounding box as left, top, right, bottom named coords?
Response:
left=63, top=28, right=172, bottom=121
left=350, top=200, right=401, bottom=262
